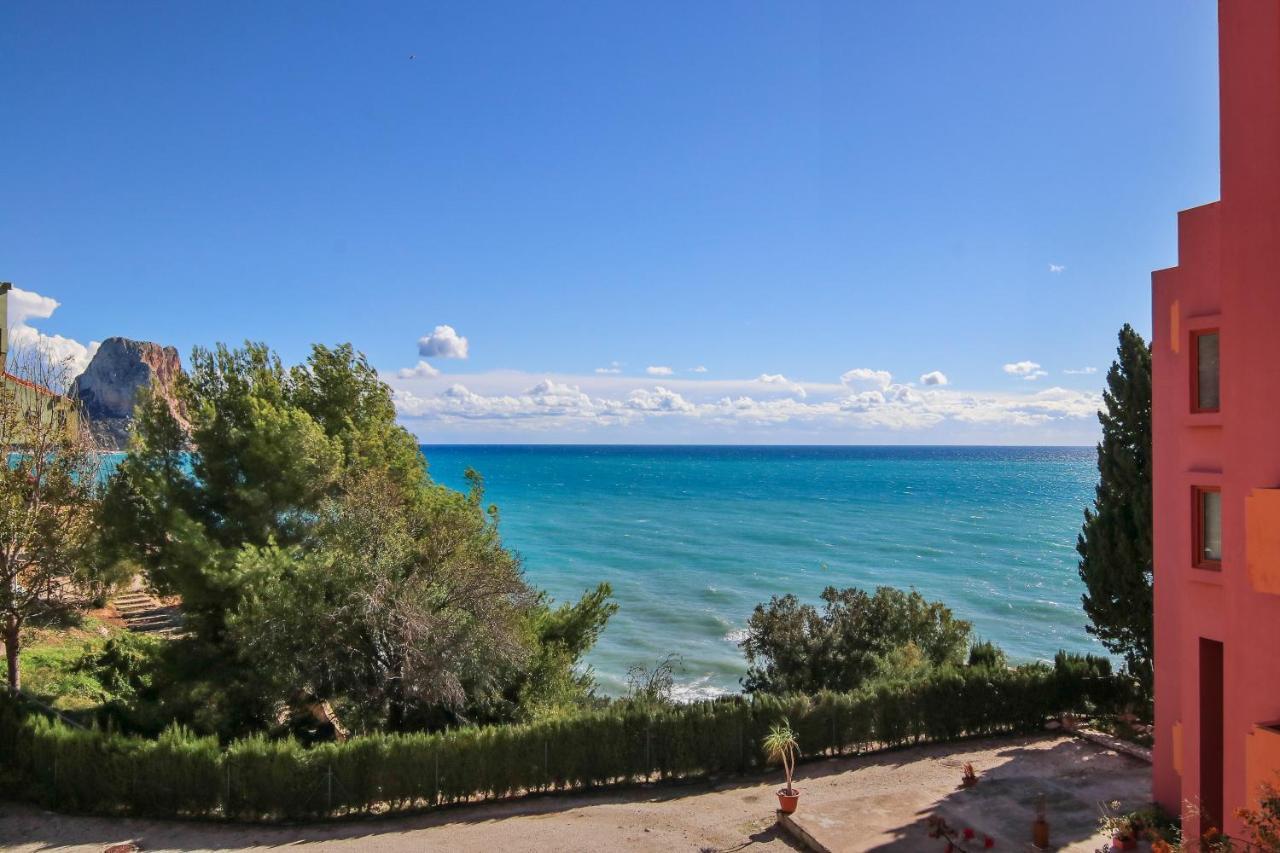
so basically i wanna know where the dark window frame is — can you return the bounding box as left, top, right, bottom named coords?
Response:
left=1191, top=329, right=1221, bottom=414
left=1193, top=485, right=1223, bottom=570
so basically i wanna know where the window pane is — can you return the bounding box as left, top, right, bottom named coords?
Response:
left=1202, top=490, right=1222, bottom=563
left=1197, top=332, right=1220, bottom=411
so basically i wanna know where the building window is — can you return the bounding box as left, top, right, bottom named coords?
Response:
left=1195, top=486, right=1223, bottom=569
left=1192, top=330, right=1220, bottom=413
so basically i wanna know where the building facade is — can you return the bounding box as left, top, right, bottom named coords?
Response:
left=0, top=282, right=81, bottom=437
left=1152, top=0, right=1280, bottom=837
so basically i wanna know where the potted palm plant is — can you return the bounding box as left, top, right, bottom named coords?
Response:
left=764, top=720, right=800, bottom=814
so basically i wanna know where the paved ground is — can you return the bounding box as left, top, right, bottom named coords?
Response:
left=784, top=735, right=1149, bottom=852
left=0, top=734, right=1148, bottom=852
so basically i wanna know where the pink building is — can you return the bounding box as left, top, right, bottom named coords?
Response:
left=1152, top=0, right=1280, bottom=838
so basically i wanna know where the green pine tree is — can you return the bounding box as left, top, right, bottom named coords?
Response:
left=1077, top=324, right=1153, bottom=695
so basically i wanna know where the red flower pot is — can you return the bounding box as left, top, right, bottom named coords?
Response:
left=777, top=788, right=800, bottom=814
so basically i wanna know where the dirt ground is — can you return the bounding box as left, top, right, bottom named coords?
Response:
left=0, top=734, right=1149, bottom=852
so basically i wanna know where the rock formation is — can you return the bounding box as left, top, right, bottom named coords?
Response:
left=71, top=337, right=185, bottom=450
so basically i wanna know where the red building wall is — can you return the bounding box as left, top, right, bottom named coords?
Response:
left=1152, top=1, right=1280, bottom=837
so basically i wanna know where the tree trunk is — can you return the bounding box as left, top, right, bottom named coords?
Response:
left=3, top=615, right=19, bottom=693
left=387, top=679, right=405, bottom=731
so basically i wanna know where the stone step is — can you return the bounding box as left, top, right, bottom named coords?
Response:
left=133, top=622, right=180, bottom=633
left=116, top=603, right=159, bottom=613
left=112, top=588, right=183, bottom=639
left=125, top=615, right=173, bottom=626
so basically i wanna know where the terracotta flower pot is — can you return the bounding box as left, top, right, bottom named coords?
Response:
left=777, top=788, right=800, bottom=814
left=1033, top=817, right=1050, bottom=848
left=1111, top=836, right=1137, bottom=851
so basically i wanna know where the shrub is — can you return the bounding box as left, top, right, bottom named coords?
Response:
left=741, top=586, right=972, bottom=694
left=0, top=661, right=1120, bottom=821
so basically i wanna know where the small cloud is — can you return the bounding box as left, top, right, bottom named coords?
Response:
left=397, top=360, right=440, bottom=379
left=840, top=368, right=893, bottom=392
left=689, top=365, right=708, bottom=373
left=1063, top=366, right=1098, bottom=375
left=1004, top=361, right=1048, bottom=381
left=919, top=370, right=949, bottom=386
left=626, top=386, right=694, bottom=413
left=1049, top=263, right=1066, bottom=273
left=417, top=325, right=469, bottom=359
left=646, top=365, right=673, bottom=376
left=756, top=373, right=806, bottom=398
left=1003, top=360, right=1041, bottom=376
left=595, top=361, right=622, bottom=375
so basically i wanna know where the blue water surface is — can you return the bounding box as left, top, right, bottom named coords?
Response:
left=420, top=445, right=1103, bottom=699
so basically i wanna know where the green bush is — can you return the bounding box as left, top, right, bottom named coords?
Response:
left=0, top=662, right=1123, bottom=821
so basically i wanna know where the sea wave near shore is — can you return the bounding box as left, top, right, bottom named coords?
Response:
left=422, top=445, right=1105, bottom=699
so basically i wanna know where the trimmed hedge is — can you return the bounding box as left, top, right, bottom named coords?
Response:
left=0, top=663, right=1127, bottom=821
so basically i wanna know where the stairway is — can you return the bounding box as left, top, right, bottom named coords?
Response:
left=111, top=589, right=184, bottom=638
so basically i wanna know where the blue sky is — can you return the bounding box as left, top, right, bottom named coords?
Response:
left=2, top=2, right=1219, bottom=443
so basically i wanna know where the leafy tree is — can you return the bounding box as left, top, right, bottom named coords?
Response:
left=1077, top=324, right=1153, bottom=693
left=0, top=344, right=104, bottom=691
left=967, top=639, right=1007, bottom=670
left=501, top=580, right=617, bottom=720
left=741, top=585, right=972, bottom=694
left=98, top=341, right=614, bottom=733
left=229, top=468, right=535, bottom=731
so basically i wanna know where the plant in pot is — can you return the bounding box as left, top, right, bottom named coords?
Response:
left=1032, top=793, right=1050, bottom=849
left=764, top=719, right=800, bottom=814
left=1097, top=803, right=1144, bottom=851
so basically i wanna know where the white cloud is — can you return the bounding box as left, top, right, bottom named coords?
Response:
left=387, top=365, right=1102, bottom=441
left=417, top=325, right=469, bottom=359
left=7, top=287, right=100, bottom=375
left=1003, top=360, right=1048, bottom=381
left=690, top=366, right=708, bottom=373
left=626, top=386, right=695, bottom=413
left=1063, top=366, right=1098, bottom=375
left=920, top=370, right=949, bottom=386
left=840, top=368, right=893, bottom=392
left=756, top=373, right=807, bottom=399
left=595, top=361, right=622, bottom=375
left=1049, top=263, right=1066, bottom=274
left=646, top=366, right=673, bottom=376
left=397, top=360, right=440, bottom=379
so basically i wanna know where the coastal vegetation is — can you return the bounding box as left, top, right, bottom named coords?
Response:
left=0, top=334, right=1148, bottom=825
left=1077, top=325, right=1154, bottom=695
left=0, top=345, right=109, bottom=692
left=93, top=342, right=615, bottom=737
left=741, top=585, right=974, bottom=694
left=0, top=656, right=1125, bottom=820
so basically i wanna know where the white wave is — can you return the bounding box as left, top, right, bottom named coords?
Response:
left=670, top=675, right=732, bottom=703
left=723, top=628, right=749, bottom=644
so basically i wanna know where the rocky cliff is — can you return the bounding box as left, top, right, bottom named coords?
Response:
left=71, top=337, right=186, bottom=449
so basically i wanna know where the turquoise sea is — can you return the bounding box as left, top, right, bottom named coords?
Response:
left=420, top=445, right=1104, bottom=700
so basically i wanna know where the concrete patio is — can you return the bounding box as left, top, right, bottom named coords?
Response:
left=779, top=734, right=1150, bottom=852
